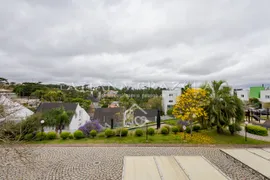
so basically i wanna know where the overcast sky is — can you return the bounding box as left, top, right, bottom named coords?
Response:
left=1, top=0, right=270, bottom=88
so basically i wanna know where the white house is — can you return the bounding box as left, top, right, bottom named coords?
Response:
left=0, top=95, right=34, bottom=122
left=236, top=89, right=250, bottom=102
left=260, top=90, right=270, bottom=103
left=36, top=102, right=90, bottom=133
left=162, top=89, right=181, bottom=115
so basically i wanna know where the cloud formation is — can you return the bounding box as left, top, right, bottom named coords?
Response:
left=1, top=0, right=270, bottom=88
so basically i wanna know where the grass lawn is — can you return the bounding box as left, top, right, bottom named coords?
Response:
left=162, top=119, right=178, bottom=126
left=29, top=129, right=270, bottom=145
left=260, top=115, right=269, bottom=120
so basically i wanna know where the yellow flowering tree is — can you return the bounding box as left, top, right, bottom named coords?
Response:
left=173, top=88, right=208, bottom=134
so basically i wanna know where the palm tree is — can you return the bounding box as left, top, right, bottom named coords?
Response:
left=202, top=80, right=244, bottom=133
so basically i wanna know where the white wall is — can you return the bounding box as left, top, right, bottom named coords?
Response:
left=68, top=104, right=90, bottom=133
left=260, top=90, right=270, bottom=103
left=162, top=90, right=181, bottom=115
left=236, top=90, right=249, bottom=101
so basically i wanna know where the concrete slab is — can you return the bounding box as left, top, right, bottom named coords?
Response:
left=154, top=156, right=189, bottom=180
left=247, top=148, right=270, bottom=160
left=263, top=148, right=270, bottom=153
left=122, top=156, right=161, bottom=180
left=222, top=149, right=270, bottom=178
left=174, top=156, right=229, bottom=180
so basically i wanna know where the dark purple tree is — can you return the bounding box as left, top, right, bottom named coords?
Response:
left=78, top=120, right=103, bottom=137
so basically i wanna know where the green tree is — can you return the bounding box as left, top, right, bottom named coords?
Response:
left=119, top=94, right=136, bottom=109
left=69, top=98, right=91, bottom=111
left=0, top=77, right=8, bottom=84
left=42, top=107, right=73, bottom=133
left=146, top=96, right=162, bottom=110
left=202, top=80, right=244, bottom=134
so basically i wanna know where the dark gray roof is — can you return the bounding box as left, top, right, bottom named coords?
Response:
left=93, top=108, right=121, bottom=126
left=262, top=120, right=270, bottom=128
left=36, top=102, right=78, bottom=113
left=134, top=109, right=158, bottom=121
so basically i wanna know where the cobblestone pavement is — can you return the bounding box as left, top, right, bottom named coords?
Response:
left=0, top=147, right=265, bottom=180
left=237, top=129, right=270, bottom=142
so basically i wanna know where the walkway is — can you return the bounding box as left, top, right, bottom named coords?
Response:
left=237, top=129, right=270, bottom=142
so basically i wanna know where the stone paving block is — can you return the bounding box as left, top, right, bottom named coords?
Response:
left=221, top=149, right=270, bottom=178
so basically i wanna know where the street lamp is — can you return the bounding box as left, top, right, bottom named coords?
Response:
left=191, top=114, right=196, bottom=136
left=40, top=120, right=45, bottom=133
left=183, top=125, right=186, bottom=142
left=245, top=121, right=248, bottom=141
left=145, top=120, right=150, bottom=143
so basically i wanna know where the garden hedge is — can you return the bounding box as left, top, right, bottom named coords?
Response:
left=246, top=125, right=268, bottom=136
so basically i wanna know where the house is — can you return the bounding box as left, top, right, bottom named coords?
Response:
left=93, top=108, right=121, bottom=127
left=0, top=95, right=33, bottom=122
left=236, top=89, right=249, bottom=102
left=0, top=89, right=17, bottom=99
left=260, top=90, right=270, bottom=103
left=36, top=102, right=90, bottom=133
left=103, top=90, right=118, bottom=98
left=162, top=90, right=181, bottom=115
left=108, top=101, right=119, bottom=108
left=134, top=109, right=158, bottom=122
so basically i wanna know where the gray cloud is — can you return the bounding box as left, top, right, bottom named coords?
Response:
left=1, top=0, right=270, bottom=88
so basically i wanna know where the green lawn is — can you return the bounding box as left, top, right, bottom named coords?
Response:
left=162, top=119, right=178, bottom=126
left=29, top=129, right=270, bottom=145
left=260, top=115, right=269, bottom=120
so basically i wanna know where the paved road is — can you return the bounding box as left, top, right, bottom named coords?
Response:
left=0, top=147, right=264, bottom=180
left=237, top=129, right=270, bottom=142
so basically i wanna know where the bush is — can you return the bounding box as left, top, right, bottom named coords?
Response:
left=90, top=130, right=97, bottom=138
left=68, top=133, right=74, bottom=139
left=115, top=128, right=128, bottom=137
left=192, top=125, right=201, bottom=132
left=186, top=127, right=191, bottom=134
left=246, top=125, right=268, bottom=136
left=73, top=130, right=84, bottom=139
left=97, top=132, right=105, bottom=138
left=177, top=124, right=184, bottom=132
left=167, top=109, right=173, bottom=115
left=163, top=125, right=171, bottom=133
left=135, top=129, right=143, bottom=137
left=147, top=127, right=155, bottom=136
left=161, top=127, right=169, bottom=135
left=47, top=131, right=57, bottom=140
left=36, top=132, right=47, bottom=141
left=228, top=125, right=235, bottom=135
left=60, top=132, right=70, bottom=140
left=235, top=124, right=242, bottom=131
left=24, top=133, right=34, bottom=141
left=105, top=129, right=115, bottom=138
left=172, top=126, right=179, bottom=134
left=78, top=120, right=103, bottom=137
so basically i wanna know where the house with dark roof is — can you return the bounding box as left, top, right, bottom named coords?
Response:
left=36, top=102, right=90, bottom=132
left=93, top=107, right=158, bottom=127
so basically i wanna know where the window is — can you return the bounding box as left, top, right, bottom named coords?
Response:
left=169, top=94, right=173, bottom=96
left=265, top=95, right=270, bottom=99
left=241, top=95, right=244, bottom=97
left=168, top=100, right=173, bottom=103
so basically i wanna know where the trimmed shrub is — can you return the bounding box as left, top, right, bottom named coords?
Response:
left=147, top=127, right=155, bottom=136
left=68, top=133, right=74, bottom=139
left=161, top=127, right=169, bottom=135
left=172, top=126, right=179, bottom=134
left=192, top=125, right=201, bottom=132
left=47, top=131, right=57, bottom=140
left=135, top=129, right=143, bottom=137
left=115, top=128, right=129, bottom=137
left=73, top=130, right=84, bottom=139
left=90, top=130, right=97, bottom=138
left=36, top=132, right=47, bottom=141
left=163, top=125, right=171, bottom=133
left=24, top=133, right=33, bottom=141
left=228, top=125, right=235, bottom=135
left=246, top=125, right=268, bottom=136
left=105, top=129, right=115, bottom=138
left=97, top=132, right=105, bottom=138
left=185, top=127, right=191, bottom=134
left=60, top=132, right=70, bottom=140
